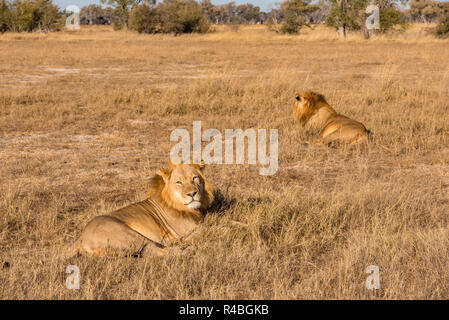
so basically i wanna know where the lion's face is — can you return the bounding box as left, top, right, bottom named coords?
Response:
left=157, top=162, right=211, bottom=212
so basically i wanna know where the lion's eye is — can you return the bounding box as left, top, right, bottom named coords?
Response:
left=176, top=181, right=182, bottom=186
left=193, top=176, right=199, bottom=183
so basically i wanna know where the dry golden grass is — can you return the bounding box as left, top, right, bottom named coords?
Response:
left=0, top=24, right=448, bottom=299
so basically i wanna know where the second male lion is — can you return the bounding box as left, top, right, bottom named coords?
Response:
left=293, top=91, right=372, bottom=144
left=71, top=161, right=214, bottom=257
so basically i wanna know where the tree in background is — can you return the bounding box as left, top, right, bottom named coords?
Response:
left=267, top=0, right=317, bottom=34
left=220, top=2, right=237, bottom=23
left=0, top=0, right=63, bottom=32
left=309, top=0, right=331, bottom=23
left=326, top=0, right=408, bottom=38
left=203, top=1, right=235, bottom=24
left=439, top=1, right=449, bottom=18
left=266, top=7, right=283, bottom=25
left=377, top=0, right=409, bottom=34
left=409, top=0, right=439, bottom=23
left=326, top=0, right=375, bottom=37
left=199, top=1, right=265, bottom=24
left=409, top=0, right=449, bottom=23
left=157, top=0, right=209, bottom=33
left=101, top=0, right=156, bottom=29
left=128, top=2, right=161, bottom=32
left=101, top=0, right=131, bottom=29
left=234, top=3, right=262, bottom=24
left=128, top=0, right=209, bottom=34
left=434, top=13, right=449, bottom=38
left=80, top=4, right=114, bottom=25
left=200, top=0, right=218, bottom=23
left=433, top=1, right=449, bottom=38
left=4, top=0, right=449, bottom=36
left=0, top=0, right=9, bottom=32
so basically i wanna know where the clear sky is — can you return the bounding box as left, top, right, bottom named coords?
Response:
left=53, top=0, right=449, bottom=14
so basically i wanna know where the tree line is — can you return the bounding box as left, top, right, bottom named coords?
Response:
left=0, top=0, right=448, bottom=38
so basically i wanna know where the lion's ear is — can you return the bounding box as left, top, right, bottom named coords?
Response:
left=191, top=160, right=205, bottom=172
left=156, top=167, right=171, bottom=183
left=295, top=94, right=301, bottom=101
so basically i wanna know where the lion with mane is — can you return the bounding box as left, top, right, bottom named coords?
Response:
left=72, top=161, right=214, bottom=256
left=293, top=91, right=372, bottom=144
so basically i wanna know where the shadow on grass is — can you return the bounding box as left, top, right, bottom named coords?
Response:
left=208, top=189, right=237, bottom=217
left=208, top=189, right=272, bottom=217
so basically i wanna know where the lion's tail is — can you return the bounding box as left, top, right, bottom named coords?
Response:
left=366, top=129, right=374, bottom=142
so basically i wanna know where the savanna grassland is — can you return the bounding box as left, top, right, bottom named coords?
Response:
left=0, top=24, right=448, bottom=299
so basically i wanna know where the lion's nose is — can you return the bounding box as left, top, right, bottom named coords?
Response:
left=187, top=191, right=197, bottom=198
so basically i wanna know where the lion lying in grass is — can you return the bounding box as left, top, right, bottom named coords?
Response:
left=293, top=91, right=372, bottom=145
left=72, top=161, right=214, bottom=257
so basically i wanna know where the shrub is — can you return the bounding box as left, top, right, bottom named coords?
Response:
left=34, top=0, right=63, bottom=32
left=278, top=0, right=317, bottom=35
left=128, top=0, right=210, bottom=35
left=158, top=0, right=210, bottom=34
left=0, top=2, right=9, bottom=33
left=5, top=0, right=36, bottom=32
left=128, top=4, right=161, bottom=33
left=0, top=0, right=63, bottom=32
left=280, top=12, right=310, bottom=34
left=434, top=14, right=449, bottom=38
left=379, top=7, right=408, bottom=33
left=112, top=18, right=123, bottom=30
left=174, top=0, right=210, bottom=33
left=110, top=5, right=129, bottom=30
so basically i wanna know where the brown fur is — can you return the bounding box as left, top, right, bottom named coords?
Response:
left=72, top=161, right=214, bottom=257
left=293, top=91, right=372, bottom=144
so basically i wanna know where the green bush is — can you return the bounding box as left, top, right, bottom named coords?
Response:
left=112, top=18, right=124, bottom=30
left=110, top=5, right=129, bottom=30
left=34, top=0, right=63, bottom=31
left=128, top=4, right=161, bottom=33
left=379, top=7, right=408, bottom=33
left=128, top=0, right=210, bottom=35
left=174, top=0, right=210, bottom=33
left=280, top=13, right=309, bottom=34
left=0, top=0, right=63, bottom=32
left=277, top=0, right=317, bottom=35
left=5, top=0, right=36, bottom=32
left=434, top=15, right=449, bottom=38
left=0, top=2, right=9, bottom=33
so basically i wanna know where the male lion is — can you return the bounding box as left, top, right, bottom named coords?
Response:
left=72, top=161, right=214, bottom=256
left=293, top=91, right=372, bottom=144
